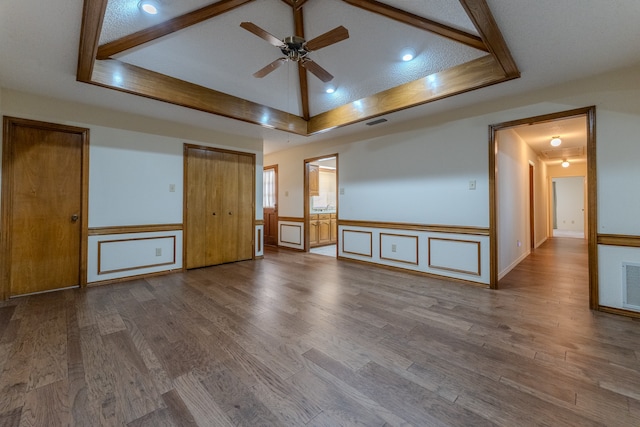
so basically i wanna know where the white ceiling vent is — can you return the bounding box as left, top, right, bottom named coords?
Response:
left=623, top=262, right=640, bottom=311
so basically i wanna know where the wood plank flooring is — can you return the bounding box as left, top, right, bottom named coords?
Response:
left=1, top=237, right=639, bottom=426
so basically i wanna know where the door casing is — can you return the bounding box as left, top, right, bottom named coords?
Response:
left=1, top=116, right=89, bottom=300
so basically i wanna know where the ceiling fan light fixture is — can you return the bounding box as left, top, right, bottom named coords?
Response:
left=138, top=1, right=159, bottom=15
left=561, top=159, right=570, bottom=168
left=550, top=136, right=562, bottom=147
left=325, top=86, right=336, bottom=94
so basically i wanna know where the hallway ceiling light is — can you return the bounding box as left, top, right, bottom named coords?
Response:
left=550, top=136, right=562, bottom=147
left=561, top=159, right=570, bottom=168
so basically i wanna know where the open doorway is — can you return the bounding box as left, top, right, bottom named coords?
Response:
left=263, top=165, right=278, bottom=246
left=304, top=155, right=338, bottom=257
left=489, top=106, right=597, bottom=309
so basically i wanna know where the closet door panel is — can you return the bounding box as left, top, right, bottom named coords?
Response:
left=206, top=149, right=224, bottom=265
left=237, top=153, right=254, bottom=261
left=217, top=152, right=239, bottom=264
left=185, top=147, right=208, bottom=269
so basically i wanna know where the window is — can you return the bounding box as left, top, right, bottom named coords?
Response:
left=263, top=168, right=276, bottom=208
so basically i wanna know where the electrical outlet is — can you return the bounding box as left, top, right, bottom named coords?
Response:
left=391, top=244, right=397, bottom=252
left=469, top=180, right=476, bottom=190
left=155, top=248, right=162, bottom=256
left=169, top=184, right=175, bottom=192
left=340, top=188, right=345, bottom=195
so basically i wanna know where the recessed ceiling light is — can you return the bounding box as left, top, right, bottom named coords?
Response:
left=325, top=87, right=335, bottom=94
left=139, top=1, right=159, bottom=15
left=402, top=50, right=415, bottom=62
left=550, top=136, right=562, bottom=147
left=561, top=159, right=570, bottom=168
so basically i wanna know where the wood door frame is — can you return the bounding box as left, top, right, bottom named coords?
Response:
left=263, top=164, right=278, bottom=246
left=182, top=143, right=256, bottom=269
left=529, top=163, right=535, bottom=249
left=489, top=106, right=597, bottom=309
left=303, top=154, right=338, bottom=252
left=1, top=116, right=90, bottom=300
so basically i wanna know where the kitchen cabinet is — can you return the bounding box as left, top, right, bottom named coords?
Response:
left=330, top=213, right=337, bottom=242
left=309, top=214, right=319, bottom=245
left=309, top=164, right=319, bottom=196
left=309, top=213, right=337, bottom=247
left=318, top=214, right=331, bottom=245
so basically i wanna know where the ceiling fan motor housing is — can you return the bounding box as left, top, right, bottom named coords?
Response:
left=281, top=36, right=308, bottom=61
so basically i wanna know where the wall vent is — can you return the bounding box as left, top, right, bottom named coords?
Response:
left=366, top=118, right=388, bottom=126
left=623, top=262, right=640, bottom=311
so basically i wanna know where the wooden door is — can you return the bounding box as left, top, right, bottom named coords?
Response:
left=236, top=152, right=254, bottom=261
left=217, top=151, right=240, bottom=264
left=1, top=117, right=88, bottom=298
left=263, top=165, right=278, bottom=246
left=184, top=145, right=254, bottom=269
left=185, top=147, right=208, bottom=269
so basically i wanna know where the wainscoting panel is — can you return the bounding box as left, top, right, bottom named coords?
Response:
left=428, top=237, right=481, bottom=276
left=338, top=222, right=489, bottom=285
left=279, top=220, right=304, bottom=250
left=342, top=229, right=373, bottom=257
left=255, top=225, right=264, bottom=257
left=88, top=230, right=182, bottom=283
left=98, top=236, right=176, bottom=275
left=380, top=233, right=419, bottom=265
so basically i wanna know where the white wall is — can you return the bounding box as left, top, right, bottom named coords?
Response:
left=266, top=62, right=640, bottom=308
left=495, top=128, right=548, bottom=278
left=553, top=177, right=585, bottom=232
left=496, top=129, right=530, bottom=276
left=1, top=89, right=264, bottom=283
left=547, top=162, right=587, bottom=236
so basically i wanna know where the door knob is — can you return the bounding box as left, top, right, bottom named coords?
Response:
left=71, top=214, right=79, bottom=222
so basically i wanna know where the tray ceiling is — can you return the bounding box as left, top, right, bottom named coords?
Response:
left=78, top=0, right=520, bottom=136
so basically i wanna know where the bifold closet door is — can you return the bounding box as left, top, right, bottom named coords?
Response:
left=210, top=150, right=237, bottom=265
left=236, top=153, right=254, bottom=261
left=185, top=146, right=254, bottom=269
left=185, top=147, right=208, bottom=269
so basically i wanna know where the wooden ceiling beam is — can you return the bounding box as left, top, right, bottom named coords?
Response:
left=77, top=0, right=109, bottom=81
left=293, top=6, right=310, bottom=120
left=90, top=59, right=308, bottom=135
left=307, top=55, right=507, bottom=134
left=293, top=0, right=310, bottom=10
left=459, top=0, right=520, bottom=78
left=341, top=0, right=488, bottom=52
left=96, top=0, right=255, bottom=59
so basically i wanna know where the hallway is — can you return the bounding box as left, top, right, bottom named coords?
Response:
left=499, top=237, right=589, bottom=308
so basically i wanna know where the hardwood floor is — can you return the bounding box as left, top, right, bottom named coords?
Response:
left=1, top=237, right=639, bottom=426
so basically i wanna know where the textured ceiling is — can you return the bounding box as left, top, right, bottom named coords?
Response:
left=100, top=0, right=489, bottom=117
left=512, top=116, right=587, bottom=166
left=1, top=0, right=640, bottom=155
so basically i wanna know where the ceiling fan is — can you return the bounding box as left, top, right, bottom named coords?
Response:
left=240, top=22, right=349, bottom=83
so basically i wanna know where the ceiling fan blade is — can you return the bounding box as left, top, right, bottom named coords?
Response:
left=301, top=59, right=334, bottom=82
left=304, top=26, right=349, bottom=51
left=253, top=57, right=288, bottom=78
left=240, top=22, right=283, bottom=47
